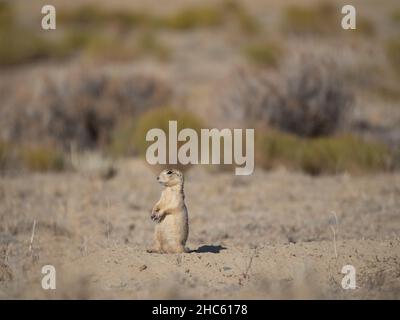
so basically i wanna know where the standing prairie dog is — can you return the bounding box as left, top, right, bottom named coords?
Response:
left=147, top=169, right=189, bottom=254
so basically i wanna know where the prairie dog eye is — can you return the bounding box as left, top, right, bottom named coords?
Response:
left=166, top=170, right=173, bottom=175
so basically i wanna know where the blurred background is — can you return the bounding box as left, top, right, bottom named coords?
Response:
left=0, top=0, right=400, bottom=175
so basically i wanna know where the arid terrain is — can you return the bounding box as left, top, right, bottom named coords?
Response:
left=1, top=159, right=399, bottom=299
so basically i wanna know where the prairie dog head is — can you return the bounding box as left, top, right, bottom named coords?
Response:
left=157, top=169, right=184, bottom=187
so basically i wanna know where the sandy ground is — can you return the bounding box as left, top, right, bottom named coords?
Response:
left=0, top=159, right=399, bottom=299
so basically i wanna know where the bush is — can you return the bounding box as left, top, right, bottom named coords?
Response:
left=214, top=55, right=352, bottom=137
left=158, top=6, right=223, bottom=30
left=392, top=11, right=400, bottom=23
left=0, top=26, right=88, bottom=66
left=132, top=107, right=204, bottom=171
left=0, top=139, right=11, bottom=171
left=282, top=3, right=338, bottom=35
left=135, top=32, right=171, bottom=61
left=256, top=130, right=391, bottom=175
left=386, top=39, right=400, bottom=75
left=269, top=56, right=353, bottom=137
left=244, top=42, right=282, bottom=67
left=58, top=5, right=146, bottom=29
left=282, top=3, right=374, bottom=37
left=20, top=146, right=65, bottom=172
left=212, top=67, right=285, bottom=128
left=223, top=0, right=260, bottom=34
left=0, top=1, right=13, bottom=28
left=0, top=69, right=172, bottom=150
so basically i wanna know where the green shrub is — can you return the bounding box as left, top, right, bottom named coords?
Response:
left=82, top=34, right=137, bottom=61
left=134, top=107, right=203, bottom=153
left=135, top=32, right=170, bottom=61
left=0, top=139, right=12, bottom=170
left=386, top=39, right=400, bottom=74
left=392, top=11, right=400, bottom=23
left=0, top=26, right=85, bottom=66
left=300, top=135, right=389, bottom=175
left=109, top=118, right=138, bottom=157
left=223, top=0, right=260, bottom=34
left=0, top=1, right=13, bottom=28
left=282, top=3, right=374, bottom=37
left=282, top=3, right=338, bottom=35
left=58, top=5, right=146, bottom=29
left=158, top=7, right=223, bottom=30
left=256, top=130, right=391, bottom=175
left=244, top=42, right=282, bottom=66
left=355, top=16, right=375, bottom=36
left=20, top=146, right=65, bottom=172
left=110, top=107, right=205, bottom=159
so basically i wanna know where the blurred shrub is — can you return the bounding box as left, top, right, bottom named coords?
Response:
left=214, top=56, right=352, bottom=137
left=0, top=28, right=50, bottom=66
left=0, top=70, right=172, bottom=150
left=110, top=107, right=205, bottom=169
left=158, top=7, right=223, bottom=30
left=269, top=57, right=352, bottom=137
left=386, top=39, right=400, bottom=75
left=212, top=67, right=284, bottom=128
left=282, top=3, right=374, bottom=36
left=244, top=42, right=282, bottom=67
left=135, top=32, right=171, bottom=61
left=1, top=140, right=66, bottom=173
left=0, top=2, right=260, bottom=66
left=282, top=3, right=338, bottom=35
left=58, top=2, right=257, bottom=33
left=58, top=4, right=147, bottom=29
left=256, top=130, right=391, bottom=175
left=392, top=11, right=400, bottom=23
left=20, top=146, right=65, bottom=172
left=109, top=118, right=137, bottom=157
left=223, top=0, right=260, bottom=34
left=0, top=27, right=88, bottom=66
left=355, top=17, right=375, bottom=36
left=0, top=1, right=13, bottom=28
left=82, top=34, right=137, bottom=62
left=0, top=139, right=11, bottom=171
left=134, top=107, right=204, bottom=155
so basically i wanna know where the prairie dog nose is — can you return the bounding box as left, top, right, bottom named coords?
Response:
left=157, top=176, right=159, bottom=180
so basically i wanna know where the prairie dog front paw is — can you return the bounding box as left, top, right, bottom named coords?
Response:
left=151, top=207, right=162, bottom=222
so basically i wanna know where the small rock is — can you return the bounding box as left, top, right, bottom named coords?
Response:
left=139, top=265, right=147, bottom=271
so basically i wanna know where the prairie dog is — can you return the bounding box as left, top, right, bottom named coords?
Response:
left=147, top=169, right=189, bottom=254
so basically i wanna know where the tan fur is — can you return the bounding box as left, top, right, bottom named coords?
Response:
left=147, top=169, right=189, bottom=254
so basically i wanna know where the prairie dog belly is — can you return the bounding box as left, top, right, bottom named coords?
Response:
left=157, top=207, right=188, bottom=247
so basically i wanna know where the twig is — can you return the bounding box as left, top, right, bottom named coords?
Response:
left=330, top=225, right=338, bottom=259
left=330, top=211, right=338, bottom=259
left=106, top=199, right=111, bottom=242
left=29, top=219, right=37, bottom=254
left=243, top=247, right=258, bottom=279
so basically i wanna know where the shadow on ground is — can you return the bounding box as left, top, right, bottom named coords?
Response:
left=193, top=245, right=227, bottom=254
